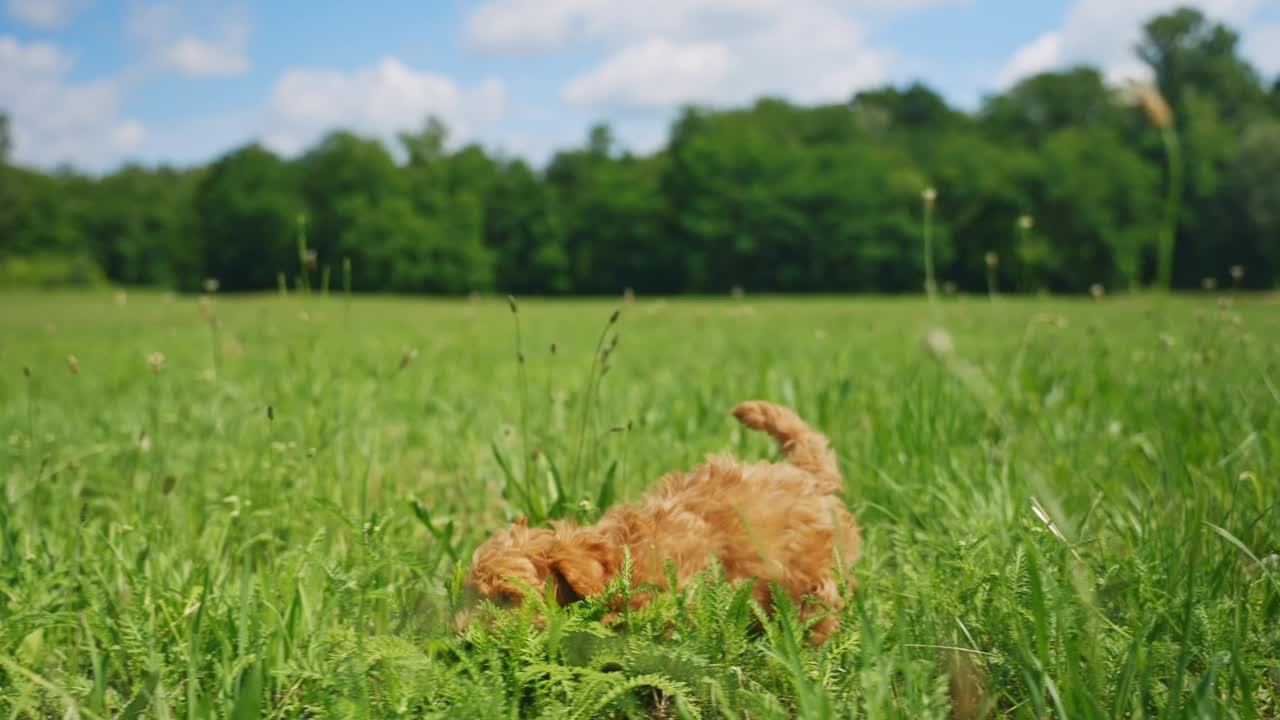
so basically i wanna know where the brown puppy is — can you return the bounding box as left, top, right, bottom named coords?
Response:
left=462, top=401, right=860, bottom=643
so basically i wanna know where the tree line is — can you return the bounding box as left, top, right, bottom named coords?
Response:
left=1, top=7, right=1277, bottom=295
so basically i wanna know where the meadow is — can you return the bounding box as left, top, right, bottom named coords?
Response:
left=0, top=289, right=1276, bottom=718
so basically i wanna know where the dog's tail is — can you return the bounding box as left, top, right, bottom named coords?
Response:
left=731, top=400, right=843, bottom=493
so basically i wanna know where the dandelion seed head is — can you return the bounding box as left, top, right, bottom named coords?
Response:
left=147, top=352, right=165, bottom=373
left=984, top=252, right=999, bottom=269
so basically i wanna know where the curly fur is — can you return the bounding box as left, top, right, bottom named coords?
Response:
left=462, top=401, right=861, bottom=643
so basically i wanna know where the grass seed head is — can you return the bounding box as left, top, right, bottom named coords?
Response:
left=147, top=352, right=165, bottom=373
left=1129, top=82, right=1173, bottom=129
left=984, top=252, right=999, bottom=269
left=1018, top=215, right=1034, bottom=230
left=304, top=249, right=318, bottom=271
left=923, top=327, right=954, bottom=356
left=1089, top=283, right=1105, bottom=301
left=507, top=295, right=518, bottom=314
left=400, top=347, right=419, bottom=369
left=67, top=354, right=79, bottom=374
left=609, top=308, right=621, bottom=324
left=922, top=186, right=938, bottom=209
left=203, top=277, right=220, bottom=293
left=1230, top=265, right=1245, bottom=283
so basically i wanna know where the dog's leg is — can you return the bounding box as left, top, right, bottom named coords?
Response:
left=731, top=401, right=843, bottom=493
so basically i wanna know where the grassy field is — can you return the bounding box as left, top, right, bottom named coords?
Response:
left=0, top=290, right=1277, bottom=719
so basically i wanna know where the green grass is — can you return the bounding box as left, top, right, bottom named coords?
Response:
left=1, top=290, right=1277, bottom=719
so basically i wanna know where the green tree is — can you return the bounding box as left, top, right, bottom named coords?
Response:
left=194, top=144, right=300, bottom=291
left=982, top=68, right=1129, bottom=147
left=0, top=111, right=10, bottom=164
left=1136, top=7, right=1273, bottom=287
left=81, top=165, right=202, bottom=288
left=396, top=120, right=496, bottom=292
left=1220, top=121, right=1280, bottom=287
left=917, top=130, right=1033, bottom=293
left=1138, top=7, right=1270, bottom=126
left=547, top=125, right=671, bottom=293
left=1026, top=127, right=1161, bottom=291
left=485, top=159, right=569, bottom=294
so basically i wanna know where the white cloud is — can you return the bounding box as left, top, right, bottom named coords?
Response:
left=261, top=58, right=509, bottom=157
left=994, top=32, right=1062, bottom=87
left=0, top=35, right=146, bottom=169
left=563, top=39, right=733, bottom=108
left=465, top=0, right=957, bottom=52
left=5, top=0, right=90, bottom=28
left=160, top=30, right=249, bottom=77
left=995, top=0, right=1269, bottom=89
left=474, top=0, right=900, bottom=112
left=129, top=3, right=251, bottom=78
left=1243, top=22, right=1280, bottom=77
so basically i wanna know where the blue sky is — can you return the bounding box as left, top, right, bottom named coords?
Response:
left=2, top=0, right=1278, bottom=172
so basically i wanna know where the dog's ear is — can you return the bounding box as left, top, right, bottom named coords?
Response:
left=549, top=546, right=607, bottom=605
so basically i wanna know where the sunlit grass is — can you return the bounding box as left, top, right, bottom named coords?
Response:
left=1, top=290, right=1277, bottom=718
